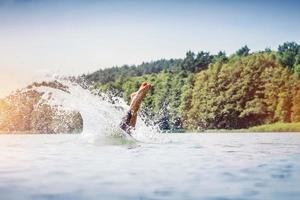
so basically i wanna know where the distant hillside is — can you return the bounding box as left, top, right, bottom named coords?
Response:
left=83, top=59, right=182, bottom=84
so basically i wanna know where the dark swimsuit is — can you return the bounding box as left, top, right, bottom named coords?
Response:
left=119, top=111, right=133, bottom=135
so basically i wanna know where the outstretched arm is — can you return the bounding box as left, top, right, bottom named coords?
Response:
left=119, top=82, right=152, bottom=134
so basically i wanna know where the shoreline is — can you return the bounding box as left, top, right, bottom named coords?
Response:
left=162, top=122, right=300, bottom=133
left=1, top=122, right=300, bottom=134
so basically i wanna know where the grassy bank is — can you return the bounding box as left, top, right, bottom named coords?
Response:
left=180, top=123, right=300, bottom=133
left=248, top=123, right=300, bottom=132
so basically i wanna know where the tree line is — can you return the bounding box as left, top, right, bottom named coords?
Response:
left=84, top=42, right=300, bottom=130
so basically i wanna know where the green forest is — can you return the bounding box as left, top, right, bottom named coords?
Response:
left=83, top=42, right=300, bottom=131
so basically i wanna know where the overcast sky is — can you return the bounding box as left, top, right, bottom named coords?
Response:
left=1, top=0, right=300, bottom=97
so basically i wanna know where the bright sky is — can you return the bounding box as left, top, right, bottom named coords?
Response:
left=1, top=0, right=300, bottom=97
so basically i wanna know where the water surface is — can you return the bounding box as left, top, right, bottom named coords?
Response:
left=0, top=133, right=300, bottom=200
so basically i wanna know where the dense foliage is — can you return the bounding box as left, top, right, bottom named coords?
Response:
left=278, top=42, right=300, bottom=72
left=187, top=53, right=300, bottom=129
left=86, top=42, right=300, bottom=130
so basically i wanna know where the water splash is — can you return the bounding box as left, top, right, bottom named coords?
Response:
left=31, top=76, right=163, bottom=143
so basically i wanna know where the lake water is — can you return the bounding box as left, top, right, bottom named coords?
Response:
left=0, top=133, right=300, bottom=200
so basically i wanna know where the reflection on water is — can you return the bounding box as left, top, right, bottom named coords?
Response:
left=0, top=133, right=300, bottom=200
